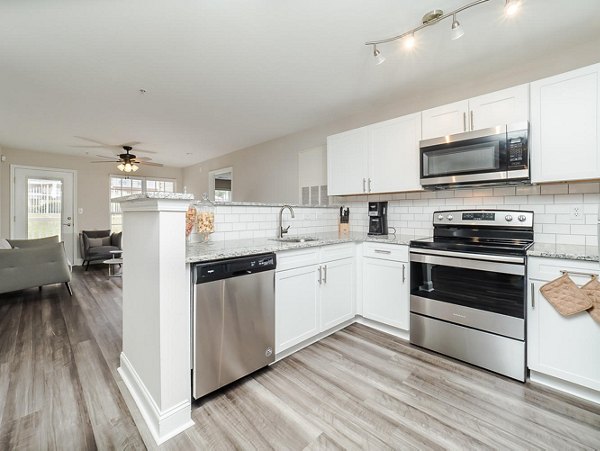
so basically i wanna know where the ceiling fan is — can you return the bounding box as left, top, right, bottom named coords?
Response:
left=90, top=145, right=163, bottom=172
left=72, top=136, right=163, bottom=172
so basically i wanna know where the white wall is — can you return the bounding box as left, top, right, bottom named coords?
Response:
left=182, top=38, right=600, bottom=204
left=0, top=146, right=183, bottom=240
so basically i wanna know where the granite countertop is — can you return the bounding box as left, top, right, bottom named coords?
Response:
left=114, top=192, right=194, bottom=202
left=527, top=243, right=599, bottom=262
left=186, top=232, right=425, bottom=263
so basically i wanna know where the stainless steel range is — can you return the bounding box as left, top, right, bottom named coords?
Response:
left=409, top=209, right=534, bottom=381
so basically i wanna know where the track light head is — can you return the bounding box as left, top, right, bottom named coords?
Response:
left=451, top=14, right=464, bottom=40
left=504, top=0, right=521, bottom=17
left=373, top=45, right=386, bottom=65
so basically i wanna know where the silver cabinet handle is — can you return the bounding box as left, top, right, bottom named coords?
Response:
left=323, top=265, right=327, bottom=284
left=463, top=112, right=467, bottom=132
left=374, top=249, right=391, bottom=254
left=530, top=282, right=535, bottom=308
left=362, top=178, right=366, bottom=193
left=470, top=110, right=474, bottom=130
left=368, top=178, right=372, bottom=193
left=62, top=223, right=72, bottom=227
left=402, top=264, right=406, bottom=283
left=318, top=266, right=322, bottom=284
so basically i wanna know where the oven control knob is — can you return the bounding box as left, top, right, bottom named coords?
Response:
left=505, top=214, right=513, bottom=222
left=518, top=215, right=527, bottom=222
left=447, top=214, right=453, bottom=221
left=437, top=214, right=444, bottom=220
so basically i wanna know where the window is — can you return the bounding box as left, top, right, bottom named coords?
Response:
left=110, top=176, right=176, bottom=232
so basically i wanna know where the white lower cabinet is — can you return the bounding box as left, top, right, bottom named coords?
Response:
left=527, top=257, right=600, bottom=398
left=275, top=245, right=355, bottom=354
left=362, top=244, right=409, bottom=331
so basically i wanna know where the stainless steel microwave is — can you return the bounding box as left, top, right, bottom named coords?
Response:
left=419, top=122, right=529, bottom=189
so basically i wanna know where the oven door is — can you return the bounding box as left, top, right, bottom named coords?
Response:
left=420, top=126, right=507, bottom=186
left=409, top=251, right=526, bottom=340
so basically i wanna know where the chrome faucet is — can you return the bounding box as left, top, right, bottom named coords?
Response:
left=278, top=205, right=295, bottom=238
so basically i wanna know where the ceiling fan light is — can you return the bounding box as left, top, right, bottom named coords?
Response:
left=451, top=15, right=464, bottom=40
left=373, top=45, right=386, bottom=65
left=504, top=0, right=521, bottom=17
left=132, top=164, right=139, bottom=172
left=117, top=163, right=125, bottom=171
left=124, top=163, right=133, bottom=173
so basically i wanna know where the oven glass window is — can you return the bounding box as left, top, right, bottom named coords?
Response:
left=410, top=261, right=524, bottom=318
left=422, top=140, right=502, bottom=177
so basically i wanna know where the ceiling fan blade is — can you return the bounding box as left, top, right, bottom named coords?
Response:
left=139, top=161, right=163, bottom=167
left=136, top=156, right=152, bottom=161
left=74, top=136, right=112, bottom=146
left=131, top=148, right=157, bottom=154
left=120, top=141, right=142, bottom=148
left=90, top=160, right=120, bottom=163
left=94, top=154, right=118, bottom=160
left=70, top=144, right=110, bottom=149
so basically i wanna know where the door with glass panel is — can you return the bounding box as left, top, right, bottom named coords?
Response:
left=12, top=166, right=76, bottom=263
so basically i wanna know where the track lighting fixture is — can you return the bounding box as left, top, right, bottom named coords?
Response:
left=373, top=45, right=385, bottom=65
left=451, top=14, right=465, bottom=40
left=366, top=0, right=522, bottom=63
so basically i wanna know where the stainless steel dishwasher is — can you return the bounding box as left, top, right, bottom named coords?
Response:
left=191, top=253, right=276, bottom=399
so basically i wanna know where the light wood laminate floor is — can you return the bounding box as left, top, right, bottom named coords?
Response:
left=0, top=267, right=599, bottom=450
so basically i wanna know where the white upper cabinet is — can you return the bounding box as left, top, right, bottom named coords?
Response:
left=369, top=113, right=422, bottom=193
left=327, top=113, right=422, bottom=196
left=421, top=85, right=529, bottom=140
left=326, top=127, right=369, bottom=196
left=469, top=84, right=529, bottom=130
left=421, top=100, right=469, bottom=139
left=530, top=64, right=600, bottom=183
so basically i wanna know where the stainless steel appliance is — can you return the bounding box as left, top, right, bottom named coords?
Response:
left=409, top=210, right=534, bottom=381
left=368, top=201, right=388, bottom=236
left=420, top=122, right=529, bottom=189
left=192, top=253, right=276, bottom=399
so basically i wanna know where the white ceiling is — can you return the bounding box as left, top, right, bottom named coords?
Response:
left=1, top=0, right=600, bottom=167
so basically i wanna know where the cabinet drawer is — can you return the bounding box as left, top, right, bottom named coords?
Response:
left=528, top=257, right=599, bottom=283
left=276, top=248, right=319, bottom=272
left=363, top=242, right=408, bottom=262
left=320, top=243, right=355, bottom=262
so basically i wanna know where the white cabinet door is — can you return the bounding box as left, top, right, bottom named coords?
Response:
left=320, top=258, right=354, bottom=331
left=362, top=257, right=409, bottom=330
left=326, top=127, right=369, bottom=195
left=369, top=113, right=422, bottom=193
left=528, top=280, right=600, bottom=391
left=468, top=84, right=529, bottom=130
left=275, top=265, right=320, bottom=353
left=530, top=64, right=600, bottom=183
left=421, top=100, right=469, bottom=140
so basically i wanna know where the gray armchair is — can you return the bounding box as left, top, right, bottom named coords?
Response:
left=79, top=230, right=122, bottom=270
left=0, top=236, right=72, bottom=295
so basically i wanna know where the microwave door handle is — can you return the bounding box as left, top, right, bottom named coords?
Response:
left=463, top=112, right=467, bottom=132
left=470, top=110, right=474, bottom=131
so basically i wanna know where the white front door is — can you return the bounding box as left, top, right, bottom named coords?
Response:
left=11, top=166, right=76, bottom=263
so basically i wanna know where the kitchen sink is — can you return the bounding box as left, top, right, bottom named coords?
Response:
left=271, top=236, right=320, bottom=243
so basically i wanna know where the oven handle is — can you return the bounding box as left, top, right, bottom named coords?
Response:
left=410, top=252, right=525, bottom=276
left=410, top=247, right=525, bottom=264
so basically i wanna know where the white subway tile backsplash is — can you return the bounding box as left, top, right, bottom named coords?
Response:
left=541, top=184, right=568, bottom=195
left=556, top=234, right=586, bottom=245
left=516, top=185, right=541, bottom=195
left=493, top=186, right=516, bottom=197
left=569, top=182, right=600, bottom=194
left=570, top=224, right=597, bottom=235
left=543, top=224, right=571, bottom=234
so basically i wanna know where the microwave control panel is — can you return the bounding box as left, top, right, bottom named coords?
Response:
left=507, top=131, right=528, bottom=169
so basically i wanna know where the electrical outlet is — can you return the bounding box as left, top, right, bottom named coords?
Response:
left=570, top=205, right=584, bottom=220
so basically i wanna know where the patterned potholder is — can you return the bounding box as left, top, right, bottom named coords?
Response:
left=581, top=276, right=600, bottom=324
left=539, top=274, right=592, bottom=316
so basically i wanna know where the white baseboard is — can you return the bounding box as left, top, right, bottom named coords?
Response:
left=529, top=370, right=600, bottom=405
left=354, top=316, right=410, bottom=341
left=118, top=352, right=194, bottom=446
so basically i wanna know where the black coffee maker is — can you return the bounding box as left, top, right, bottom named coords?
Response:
left=368, top=201, right=388, bottom=235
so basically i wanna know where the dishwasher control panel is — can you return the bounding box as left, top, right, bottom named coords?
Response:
left=193, top=253, right=277, bottom=284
